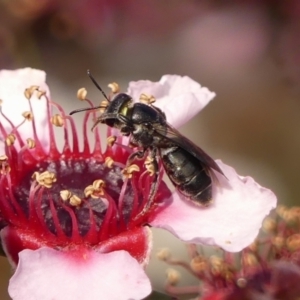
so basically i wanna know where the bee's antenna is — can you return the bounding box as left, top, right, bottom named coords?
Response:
left=69, top=106, right=103, bottom=115
left=87, top=70, right=110, bottom=102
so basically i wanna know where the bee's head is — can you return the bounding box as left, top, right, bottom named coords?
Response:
left=103, top=93, right=133, bottom=127
left=69, top=70, right=133, bottom=130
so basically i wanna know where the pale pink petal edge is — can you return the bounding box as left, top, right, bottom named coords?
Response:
left=9, top=247, right=151, bottom=300
left=150, top=160, right=277, bottom=252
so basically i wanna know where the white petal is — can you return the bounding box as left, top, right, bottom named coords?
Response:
left=0, top=68, right=50, bottom=153
left=127, top=74, right=215, bottom=128
left=9, top=247, right=151, bottom=300
left=150, top=160, right=277, bottom=252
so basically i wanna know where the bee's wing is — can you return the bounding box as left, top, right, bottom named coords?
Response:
left=153, top=122, right=224, bottom=176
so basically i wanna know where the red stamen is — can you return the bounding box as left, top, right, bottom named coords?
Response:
left=49, top=196, right=67, bottom=240
left=34, top=188, right=55, bottom=236
left=0, top=108, right=25, bottom=149
left=82, top=199, right=98, bottom=244
left=27, top=98, right=44, bottom=151
left=118, top=177, right=129, bottom=228
left=98, top=193, right=118, bottom=241
left=4, top=173, right=27, bottom=222
left=59, top=201, right=82, bottom=243
left=49, top=100, right=72, bottom=154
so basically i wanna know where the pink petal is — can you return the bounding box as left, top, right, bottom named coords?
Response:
left=150, top=160, right=277, bottom=252
left=127, top=75, right=215, bottom=128
left=9, top=247, right=151, bottom=300
left=0, top=68, right=50, bottom=152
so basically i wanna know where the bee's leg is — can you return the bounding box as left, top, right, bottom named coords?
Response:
left=125, top=148, right=147, bottom=167
left=135, top=147, right=160, bottom=219
left=98, top=113, right=133, bottom=126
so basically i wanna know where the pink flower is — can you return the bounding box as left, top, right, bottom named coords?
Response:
left=0, top=68, right=276, bottom=300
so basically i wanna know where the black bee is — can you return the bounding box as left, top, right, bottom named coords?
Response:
left=70, top=71, right=224, bottom=211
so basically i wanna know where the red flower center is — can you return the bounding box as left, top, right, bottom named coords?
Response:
left=0, top=85, right=171, bottom=265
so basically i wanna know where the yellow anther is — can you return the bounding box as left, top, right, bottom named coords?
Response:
left=93, top=179, right=105, bottom=190
left=36, top=90, right=46, bottom=99
left=91, top=189, right=104, bottom=199
left=156, top=248, right=171, bottom=261
left=224, top=270, right=235, bottom=283
left=210, top=256, right=226, bottom=276
left=105, top=157, right=114, bottom=168
left=272, top=236, right=285, bottom=249
left=77, top=88, right=87, bottom=101
left=69, top=194, right=82, bottom=206
left=32, top=171, right=39, bottom=180
left=5, top=134, right=16, bottom=146
left=22, top=111, right=33, bottom=121
left=122, top=164, right=140, bottom=178
left=51, top=114, right=64, bottom=127
left=145, top=163, right=155, bottom=176
left=108, top=82, right=120, bottom=94
left=166, top=269, right=180, bottom=286
left=190, top=256, right=208, bottom=273
left=84, top=180, right=105, bottom=199
left=210, top=256, right=235, bottom=281
left=24, top=89, right=31, bottom=100
left=24, top=85, right=39, bottom=100
left=84, top=185, right=94, bottom=198
left=262, top=217, right=277, bottom=233
left=144, top=156, right=154, bottom=165
left=286, top=234, right=300, bottom=251
left=0, top=99, right=3, bottom=105
left=26, top=138, right=36, bottom=149
left=243, top=253, right=258, bottom=267
left=209, top=255, right=223, bottom=267
left=276, top=206, right=296, bottom=224
left=276, top=205, right=288, bottom=219
left=106, top=136, right=116, bottom=147
left=60, top=190, right=72, bottom=201
left=32, top=171, right=57, bottom=188
left=99, top=100, right=109, bottom=113
left=91, top=180, right=105, bottom=197
left=41, top=175, right=56, bottom=189
left=139, top=93, right=156, bottom=104
left=144, top=156, right=155, bottom=176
